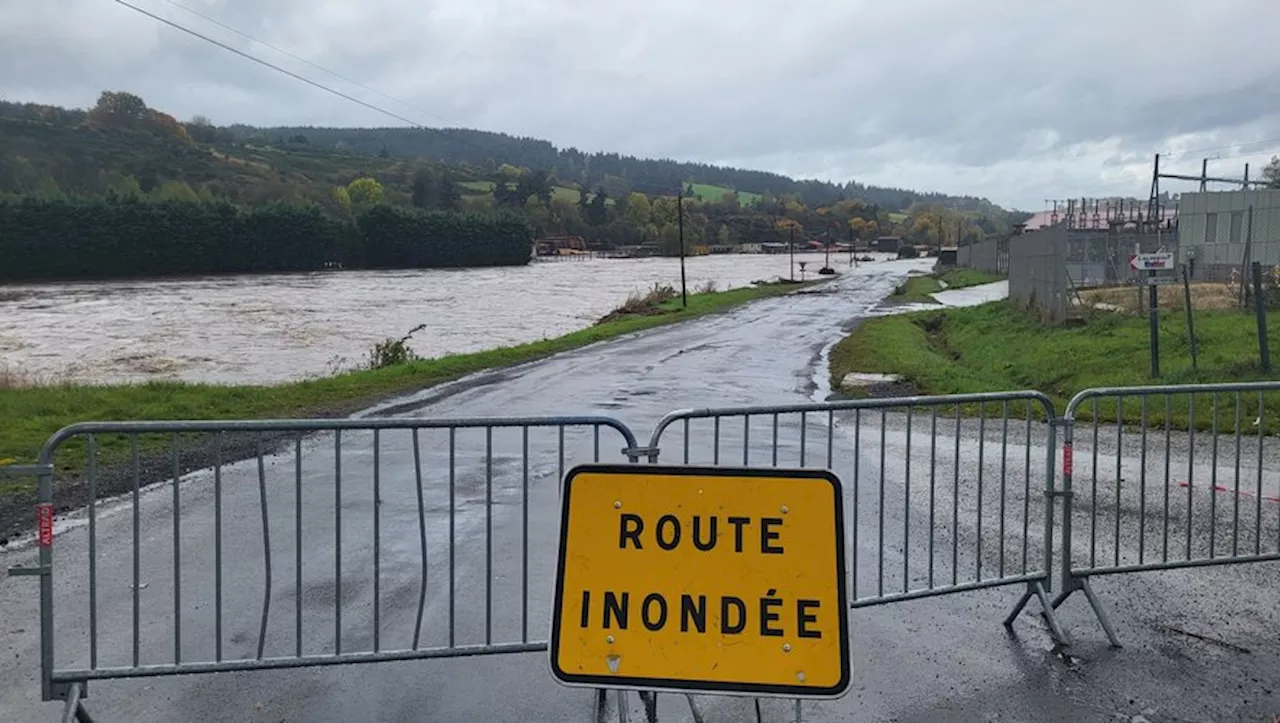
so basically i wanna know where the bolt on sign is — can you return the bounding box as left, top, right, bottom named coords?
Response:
left=549, top=465, right=850, bottom=698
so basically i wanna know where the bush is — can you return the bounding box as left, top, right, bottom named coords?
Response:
left=366, top=324, right=426, bottom=369
left=357, top=204, right=531, bottom=268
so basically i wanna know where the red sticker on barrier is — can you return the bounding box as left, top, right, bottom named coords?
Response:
left=37, top=503, right=53, bottom=547
left=1062, top=444, right=1073, bottom=476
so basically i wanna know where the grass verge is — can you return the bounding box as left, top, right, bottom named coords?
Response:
left=829, top=302, right=1280, bottom=430
left=0, top=280, right=810, bottom=480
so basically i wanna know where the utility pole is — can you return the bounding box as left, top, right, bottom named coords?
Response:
left=789, top=225, right=795, bottom=281
left=678, top=192, right=687, bottom=307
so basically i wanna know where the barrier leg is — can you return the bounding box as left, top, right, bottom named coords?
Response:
left=684, top=695, right=706, bottom=723
left=1002, top=586, right=1035, bottom=626
left=1004, top=581, right=1069, bottom=648
left=638, top=691, right=658, bottom=723
left=591, top=689, right=608, bottom=723
left=1049, top=586, right=1075, bottom=610
left=1080, top=578, right=1121, bottom=648
left=1032, top=581, right=1069, bottom=648
left=616, top=690, right=630, bottom=723
left=1050, top=577, right=1121, bottom=648
left=60, top=684, right=96, bottom=723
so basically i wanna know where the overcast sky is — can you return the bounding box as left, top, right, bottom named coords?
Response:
left=3, top=0, right=1279, bottom=210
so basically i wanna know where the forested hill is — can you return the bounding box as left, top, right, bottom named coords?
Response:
left=225, top=124, right=997, bottom=213
left=0, top=93, right=1029, bottom=251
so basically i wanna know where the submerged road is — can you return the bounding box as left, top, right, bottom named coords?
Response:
left=2, top=258, right=1278, bottom=722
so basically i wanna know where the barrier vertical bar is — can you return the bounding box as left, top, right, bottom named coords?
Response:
left=87, top=435, right=98, bottom=671
left=334, top=430, right=342, bottom=656
left=38, top=454, right=56, bottom=702
left=1056, top=417, right=1072, bottom=597
left=976, top=406, right=986, bottom=581
left=373, top=430, right=381, bottom=652
left=449, top=428, right=456, bottom=648
left=1114, top=398, right=1122, bottom=568
left=1163, top=395, right=1172, bottom=562
left=294, top=435, right=302, bottom=659
left=131, top=437, right=140, bottom=669
left=1257, top=391, right=1265, bottom=555
left=1045, top=409, right=1057, bottom=593
left=486, top=427, right=494, bottom=646
left=903, top=407, right=912, bottom=593
left=256, top=436, right=271, bottom=660
left=952, top=407, right=960, bottom=586
left=799, top=412, right=807, bottom=467
left=412, top=429, right=427, bottom=650
left=1139, top=397, right=1148, bottom=564
left=172, top=434, right=182, bottom=665
left=1210, top=395, right=1219, bottom=557
left=522, top=427, right=530, bottom=643
left=999, top=402, right=1008, bottom=578
left=1022, top=406, right=1031, bottom=574
left=851, top=410, right=860, bottom=600
left=1232, top=393, right=1242, bottom=557
left=877, top=409, right=886, bottom=597
left=928, top=407, right=937, bottom=587
left=216, top=435, right=225, bottom=662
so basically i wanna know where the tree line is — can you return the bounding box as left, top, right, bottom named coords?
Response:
left=0, top=197, right=531, bottom=282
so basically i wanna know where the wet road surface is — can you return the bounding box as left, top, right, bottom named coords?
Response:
left=2, top=258, right=1279, bottom=722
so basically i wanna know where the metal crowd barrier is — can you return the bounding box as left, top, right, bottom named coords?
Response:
left=644, top=391, right=1067, bottom=645
left=7, top=416, right=640, bottom=722
left=7, top=382, right=1280, bottom=721
left=1051, top=381, right=1280, bottom=646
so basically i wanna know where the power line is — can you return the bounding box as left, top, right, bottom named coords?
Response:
left=110, top=0, right=684, bottom=198
left=1162, top=136, right=1280, bottom=161
left=159, top=0, right=457, bottom=126
left=110, top=0, right=426, bottom=128
left=114, top=0, right=887, bottom=205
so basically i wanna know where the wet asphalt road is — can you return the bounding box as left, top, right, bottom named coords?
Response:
left=2, top=258, right=1279, bottom=722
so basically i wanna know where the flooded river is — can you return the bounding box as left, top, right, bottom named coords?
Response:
left=0, top=252, right=870, bottom=385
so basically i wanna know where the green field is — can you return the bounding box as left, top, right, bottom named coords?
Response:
left=458, top=180, right=495, bottom=193
left=829, top=302, right=1280, bottom=429
left=0, top=281, right=812, bottom=483
left=687, top=183, right=762, bottom=206
left=887, top=212, right=908, bottom=224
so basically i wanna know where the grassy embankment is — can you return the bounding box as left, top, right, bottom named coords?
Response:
left=890, top=267, right=1006, bottom=303
left=830, top=301, right=1280, bottom=430
left=0, top=280, right=809, bottom=487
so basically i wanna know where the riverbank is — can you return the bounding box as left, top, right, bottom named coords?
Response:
left=889, top=267, right=1006, bottom=303
left=0, top=279, right=815, bottom=542
left=829, top=301, right=1280, bottom=427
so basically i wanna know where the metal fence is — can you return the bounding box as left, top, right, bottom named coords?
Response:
left=7, top=381, right=1280, bottom=721
left=1064, top=231, right=1172, bottom=289
left=644, top=392, right=1066, bottom=643
left=6, top=416, right=641, bottom=721
left=1051, top=381, right=1280, bottom=646
left=956, top=237, right=1009, bottom=275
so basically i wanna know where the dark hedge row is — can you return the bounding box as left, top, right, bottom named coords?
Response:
left=0, top=198, right=531, bottom=281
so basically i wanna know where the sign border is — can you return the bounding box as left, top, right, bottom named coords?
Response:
left=549, top=463, right=851, bottom=699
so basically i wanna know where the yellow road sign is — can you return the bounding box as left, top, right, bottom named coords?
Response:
left=550, top=464, right=849, bottom=698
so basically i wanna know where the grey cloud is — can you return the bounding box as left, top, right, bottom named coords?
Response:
left=2, top=0, right=1279, bottom=209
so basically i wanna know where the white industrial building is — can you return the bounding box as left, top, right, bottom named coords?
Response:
left=1177, top=189, right=1280, bottom=272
